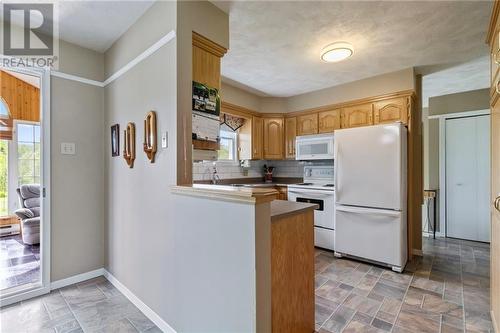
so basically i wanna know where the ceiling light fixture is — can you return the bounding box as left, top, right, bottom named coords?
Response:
left=320, top=42, right=354, bottom=63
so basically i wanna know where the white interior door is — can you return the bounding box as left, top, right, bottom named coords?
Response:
left=446, top=115, right=490, bottom=242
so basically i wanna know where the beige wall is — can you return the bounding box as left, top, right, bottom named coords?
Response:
left=287, top=68, right=415, bottom=112
left=104, top=0, right=178, bottom=323
left=51, top=41, right=105, bottom=281
left=428, top=88, right=490, bottom=116
left=221, top=68, right=415, bottom=113
left=260, top=97, right=287, bottom=113
left=221, top=82, right=261, bottom=111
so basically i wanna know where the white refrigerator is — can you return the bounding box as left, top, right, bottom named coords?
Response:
left=334, top=123, right=407, bottom=272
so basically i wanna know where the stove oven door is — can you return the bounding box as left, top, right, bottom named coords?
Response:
left=287, top=188, right=335, bottom=230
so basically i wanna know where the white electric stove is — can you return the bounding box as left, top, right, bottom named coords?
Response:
left=287, top=166, right=335, bottom=250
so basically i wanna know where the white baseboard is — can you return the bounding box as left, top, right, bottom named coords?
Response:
left=51, top=268, right=105, bottom=290
left=103, top=269, right=176, bottom=333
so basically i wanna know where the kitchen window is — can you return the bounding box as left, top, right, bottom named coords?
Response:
left=218, top=124, right=238, bottom=163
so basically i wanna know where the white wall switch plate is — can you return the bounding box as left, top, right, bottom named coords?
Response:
left=61, top=142, right=76, bottom=155
left=161, top=132, right=168, bottom=148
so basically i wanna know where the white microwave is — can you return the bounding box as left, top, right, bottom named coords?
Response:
left=296, top=133, right=335, bottom=160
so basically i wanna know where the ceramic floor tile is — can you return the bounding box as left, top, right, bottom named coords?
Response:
left=342, top=319, right=384, bottom=333
left=342, top=293, right=381, bottom=317
left=321, top=305, right=356, bottom=333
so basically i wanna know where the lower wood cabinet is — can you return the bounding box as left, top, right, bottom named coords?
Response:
left=285, top=117, right=297, bottom=159
left=373, top=97, right=408, bottom=125
left=318, top=109, right=341, bottom=133
left=275, top=186, right=288, bottom=200
left=341, top=104, right=374, bottom=128
left=263, top=118, right=284, bottom=160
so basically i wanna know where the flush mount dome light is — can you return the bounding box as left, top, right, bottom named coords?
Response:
left=320, top=42, right=354, bottom=62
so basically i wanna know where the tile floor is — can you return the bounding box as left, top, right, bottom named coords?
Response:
left=0, top=235, right=40, bottom=290
left=0, top=276, right=161, bottom=332
left=0, top=237, right=491, bottom=333
left=315, top=237, right=492, bottom=333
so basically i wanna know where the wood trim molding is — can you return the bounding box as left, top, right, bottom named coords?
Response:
left=487, top=1, right=500, bottom=44
left=192, top=31, right=227, bottom=57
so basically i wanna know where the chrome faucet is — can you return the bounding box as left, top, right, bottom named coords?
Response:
left=211, top=165, right=221, bottom=185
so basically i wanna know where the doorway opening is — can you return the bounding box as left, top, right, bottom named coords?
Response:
left=0, top=68, right=44, bottom=296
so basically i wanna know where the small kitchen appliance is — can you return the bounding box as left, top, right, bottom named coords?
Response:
left=295, top=133, right=334, bottom=160
left=287, top=165, right=335, bottom=250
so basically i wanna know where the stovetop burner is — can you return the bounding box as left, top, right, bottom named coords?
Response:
left=323, top=184, right=335, bottom=187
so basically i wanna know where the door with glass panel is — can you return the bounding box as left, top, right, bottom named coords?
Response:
left=0, top=69, right=42, bottom=295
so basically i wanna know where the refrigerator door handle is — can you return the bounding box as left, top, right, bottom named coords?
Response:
left=334, top=144, right=341, bottom=196
left=335, top=205, right=401, bottom=217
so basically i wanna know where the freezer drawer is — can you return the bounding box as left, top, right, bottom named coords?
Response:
left=315, top=227, right=334, bottom=251
left=334, top=205, right=407, bottom=269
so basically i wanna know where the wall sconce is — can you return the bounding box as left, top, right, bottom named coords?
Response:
left=123, top=122, right=136, bottom=168
left=143, top=111, right=157, bottom=163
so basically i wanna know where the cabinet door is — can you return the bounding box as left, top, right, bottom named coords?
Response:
left=297, top=114, right=318, bottom=136
left=252, top=116, right=264, bottom=159
left=275, top=186, right=288, bottom=200
left=341, top=104, right=373, bottom=128
left=263, top=118, right=284, bottom=160
left=285, top=117, right=297, bottom=159
left=373, top=98, right=408, bottom=125
left=318, top=109, right=341, bottom=133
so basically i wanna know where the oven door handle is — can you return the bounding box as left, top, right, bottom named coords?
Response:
left=288, top=189, right=334, bottom=197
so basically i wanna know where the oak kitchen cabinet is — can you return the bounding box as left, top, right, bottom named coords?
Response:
left=252, top=116, right=264, bottom=159
left=341, top=104, right=374, bottom=128
left=285, top=117, right=297, bottom=159
left=318, top=109, right=341, bottom=133
left=297, top=114, right=318, bottom=136
left=263, top=117, right=284, bottom=160
left=373, top=97, right=408, bottom=125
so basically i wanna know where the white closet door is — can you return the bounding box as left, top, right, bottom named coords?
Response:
left=446, top=115, right=490, bottom=242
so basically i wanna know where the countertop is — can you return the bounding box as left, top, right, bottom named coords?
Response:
left=270, top=200, right=318, bottom=221
left=171, top=184, right=278, bottom=204
left=194, top=177, right=302, bottom=188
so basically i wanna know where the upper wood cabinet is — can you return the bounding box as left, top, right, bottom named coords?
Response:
left=285, top=117, right=297, bottom=159
left=373, top=97, right=408, bottom=125
left=341, top=104, right=373, bottom=128
left=263, top=118, right=284, bottom=160
left=318, top=109, right=341, bottom=133
left=297, top=114, right=318, bottom=136
left=252, top=116, right=264, bottom=159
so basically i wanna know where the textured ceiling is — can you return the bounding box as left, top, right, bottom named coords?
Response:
left=217, top=1, right=492, bottom=97
left=3, top=1, right=155, bottom=52
left=422, top=56, right=489, bottom=107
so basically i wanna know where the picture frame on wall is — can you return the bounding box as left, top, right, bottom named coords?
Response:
left=111, top=124, right=120, bottom=157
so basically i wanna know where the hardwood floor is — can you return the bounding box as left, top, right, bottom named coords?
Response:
left=315, top=237, right=492, bottom=333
